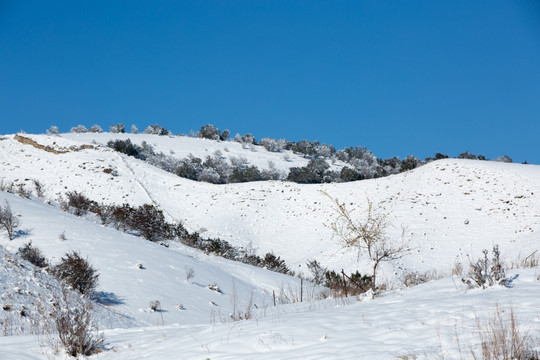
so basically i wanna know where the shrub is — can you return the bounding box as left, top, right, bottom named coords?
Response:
left=220, top=129, right=230, bottom=141
left=32, top=179, right=45, bottom=197
left=17, top=241, right=48, bottom=268
left=0, top=200, right=20, bottom=240
left=52, top=251, right=99, bottom=296
left=143, top=124, right=171, bottom=136
left=107, top=139, right=144, bottom=159
left=400, top=155, right=423, bottom=172
left=70, top=125, right=87, bottom=133
left=462, top=245, right=508, bottom=289
left=230, top=165, right=263, bottom=183
left=324, top=192, right=410, bottom=291
left=109, top=123, right=125, bottom=133
left=323, top=269, right=373, bottom=296
left=63, top=191, right=95, bottom=217
left=46, top=126, right=59, bottom=135
left=88, top=125, right=103, bottom=133
left=306, top=259, right=327, bottom=285
left=149, top=300, right=161, bottom=312
left=262, top=253, right=290, bottom=274
left=128, top=204, right=170, bottom=241
left=53, top=288, right=104, bottom=357
left=259, top=138, right=287, bottom=152
left=198, top=124, right=220, bottom=140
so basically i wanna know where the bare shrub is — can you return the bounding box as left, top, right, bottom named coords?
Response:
left=53, top=288, right=104, bottom=357
left=52, top=251, right=99, bottom=296
left=519, top=251, right=539, bottom=269
left=32, top=179, right=45, bottom=197
left=149, top=300, right=161, bottom=312
left=185, top=266, right=195, bottom=282
left=452, top=260, right=464, bottom=276
left=471, top=305, right=539, bottom=360
left=207, top=283, right=222, bottom=293
left=17, top=241, right=48, bottom=268
left=17, top=183, right=31, bottom=198
left=403, top=271, right=430, bottom=287
left=63, top=191, right=94, bottom=217
left=0, top=200, right=21, bottom=240
left=323, top=191, right=410, bottom=291
left=462, top=245, right=508, bottom=289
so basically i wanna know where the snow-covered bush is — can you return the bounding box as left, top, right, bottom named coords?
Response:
left=70, top=125, right=88, bottom=133
left=46, top=126, right=59, bottom=135
left=0, top=200, right=20, bottom=240
left=143, top=124, right=171, bottom=136
left=88, top=124, right=103, bottom=133
left=197, top=124, right=220, bottom=140
left=130, top=124, right=138, bottom=134
left=462, top=245, right=508, bottom=289
left=494, top=155, right=513, bottom=163
left=259, top=138, right=287, bottom=152
left=109, top=123, right=125, bottom=133
left=52, top=251, right=99, bottom=296
left=17, top=241, right=48, bottom=268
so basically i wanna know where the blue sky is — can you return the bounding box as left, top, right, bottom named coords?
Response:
left=1, top=1, right=539, bottom=163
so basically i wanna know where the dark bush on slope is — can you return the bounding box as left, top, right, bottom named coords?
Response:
left=52, top=251, right=99, bottom=296
left=107, top=139, right=145, bottom=159
left=18, top=241, right=49, bottom=268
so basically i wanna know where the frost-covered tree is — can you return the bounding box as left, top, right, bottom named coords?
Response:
left=143, top=124, right=171, bottom=136
left=131, top=124, right=138, bottom=134
left=0, top=200, right=20, bottom=240
left=220, top=129, right=230, bottom=141
left=197, top=167, right=221, bottom=184
left=234, top=133, right=256, bottom=145
left=47, top=126, right=60, bottom=135
left=287, top=159, right=330, bottom=184
left=109, top=123, right=125, bottom=133
left=197, top=124, right=220, bottom=140
left=400, top=155, right=423, bottom=172
left=259, top=138, right=287, bottom=152
left=70, top=125, right=88, bottom=133
left=88, top=125, right=103, bottom=133
left=494, top=155, right=512, bottom=163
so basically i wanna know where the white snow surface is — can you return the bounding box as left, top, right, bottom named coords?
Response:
left=0, top=132, right=539, bottom=358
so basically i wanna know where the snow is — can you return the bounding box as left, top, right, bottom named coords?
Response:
left=0, top=132, right=539, bottom=358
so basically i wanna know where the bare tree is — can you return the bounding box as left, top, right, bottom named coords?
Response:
left=322, top=191, right=410, bottom=291
left=0, top=200, right=21, bottom=240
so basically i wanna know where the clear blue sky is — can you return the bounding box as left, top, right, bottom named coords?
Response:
left=1, top=1, right=539, bottom=163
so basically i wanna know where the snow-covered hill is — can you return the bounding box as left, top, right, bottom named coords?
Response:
left=0, top=132, right=539, bottom=359
left=1, top=133, right=538, bottom=282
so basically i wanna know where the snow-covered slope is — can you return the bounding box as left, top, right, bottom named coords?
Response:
left=1, top=133, right=538, bottom=284
left=0, top=191, right=303, bottom=329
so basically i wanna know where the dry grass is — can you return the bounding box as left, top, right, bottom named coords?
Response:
left=470, top=305, right=538, bottom=360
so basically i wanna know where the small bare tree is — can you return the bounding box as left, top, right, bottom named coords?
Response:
left=322, top=191, right=410, bottom=291
left=0, top=200, right=21, bottom=240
